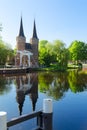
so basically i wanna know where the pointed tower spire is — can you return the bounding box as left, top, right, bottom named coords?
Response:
left=19, top=17, right=25, bottom=37
left=32, top=19, right=38, bottom=39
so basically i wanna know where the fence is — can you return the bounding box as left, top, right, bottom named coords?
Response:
left=0, top=99, right=53, bottom=130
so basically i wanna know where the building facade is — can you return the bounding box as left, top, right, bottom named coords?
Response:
left=15, top=17, right=39, bottom=68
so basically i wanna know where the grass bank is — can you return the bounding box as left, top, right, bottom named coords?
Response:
left=37, top=63, right=81, bottom=71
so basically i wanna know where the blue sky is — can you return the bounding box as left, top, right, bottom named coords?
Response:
left=0, top=0, right=87, bottom=48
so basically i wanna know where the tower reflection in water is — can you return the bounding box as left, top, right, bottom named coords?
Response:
left=16, top=73, right=38, bottom=115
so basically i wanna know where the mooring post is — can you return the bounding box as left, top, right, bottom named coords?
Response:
left=43, top=98, right=53, bottom=130
left=0, top=111, right=7, bottom=130
left=37, top=113, right=43, bottom=128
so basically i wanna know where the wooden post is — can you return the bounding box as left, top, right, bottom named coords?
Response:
left=2, top=99, right=53, bottom=130
left=0, top=111, right=7, bottom=130
left=37, top=113, right=43, bottom=128
left=43, top=99, right=53, bottom=130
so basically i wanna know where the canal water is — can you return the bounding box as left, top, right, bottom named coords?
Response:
left=0, top=70, right=87, bottom=130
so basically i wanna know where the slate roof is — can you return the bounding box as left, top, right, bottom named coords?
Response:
left=25, top=43, right=32, bottom=50
left=19, top=17, right=25, bottom=37
left=32, top=20, right=38, bottom=39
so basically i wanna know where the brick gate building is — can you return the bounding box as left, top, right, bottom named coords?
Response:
left=15, top=17, right=39, bottom=68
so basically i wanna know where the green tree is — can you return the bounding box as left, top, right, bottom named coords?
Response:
left=39, top=40, right=48, bottom=50
left=0, top=40, right=14, bottom=66
left=69, top=40, right=87, bottom=63
left=39, top=40, right=53, bottom=67
left=39, top=48, right=52, bottom=67
left=0, top=40, right=7, bottom=65
left=46, top=42, right=56, bottom=63
left=0, top=24, right=14, bottom=66
left=39, top=40, right=69, bottom=69
left=52, top=40, right=69, bottom=70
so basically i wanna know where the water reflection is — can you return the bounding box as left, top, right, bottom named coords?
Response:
left=0, top=75, right=13, bottom=94
left=68, top=70, right=87, bottom=92
left=0, top=70, right=87, bottom=114
left=38, top=72, right=69, bottom=100
left=15, top=73, right=38, bottom=115
left=38, top=71, right=87, bottom=100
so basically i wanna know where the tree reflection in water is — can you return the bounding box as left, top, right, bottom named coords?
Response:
left=38, top=72, right=69, bottom=100
left=1, top=70, right=87, bottom=114
left=38, top=70, right=87, bottom=100
left=68, top=70, right=87, bottom=93
left=0, top=75, right=13, bottom=94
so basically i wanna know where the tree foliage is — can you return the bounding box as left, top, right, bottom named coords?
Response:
left=0, top=39, right=14, bottom=66
left=39, top=40, right=69, bottom=69
left=39, top=40, right=53, bottom=67
left=39, top=40, right=48, bottom=50
left=69, top=40, right=87, bottom=63
left=52, top=40, right=69, bottom=69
